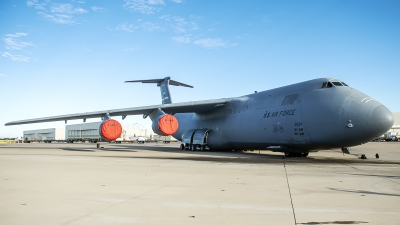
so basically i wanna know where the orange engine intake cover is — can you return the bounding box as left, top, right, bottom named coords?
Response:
left=100, top=119, right=122, bottom=141
left=158, top=114, right=179, bottom=136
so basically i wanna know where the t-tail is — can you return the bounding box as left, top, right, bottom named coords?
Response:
left=125, top=77, right=193, bottom=104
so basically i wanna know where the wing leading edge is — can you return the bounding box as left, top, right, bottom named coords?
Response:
left=5, top=99, right=229, bottom=126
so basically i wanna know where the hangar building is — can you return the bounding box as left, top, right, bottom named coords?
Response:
left=390, top=112, right=400, bottom=133
left=23, top=128, right=65, bottom=142
left=65, top=121, right=155, bottom=142
left=23, top=122, right=157, bottom=142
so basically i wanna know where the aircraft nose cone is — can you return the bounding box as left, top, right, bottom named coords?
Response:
left=340, top=98, right=394, bottom=146
left=368, top=105, right=394, bottom=136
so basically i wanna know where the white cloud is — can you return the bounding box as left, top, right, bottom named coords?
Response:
left=193, top=38, right=236, bottom=49
left=26, top=0, right=46, bottom=10
left=3, top=33, right=34, bottom=50
left=141, top=21, right=163, bottom=32
left=50, top=3, right=87, bottom=14
left=27, top=0, right=88, bottom=24
left=262, top=15, right=271, bottom=23
left=2, top=52, right=31, bottom=62
left=6, top=32, right=28, bottom=38
left=170, top=0, right=183, bottom=3
left=171, top=16, right=187, bottom=33
left=116, top=23, right=138, bottom=32
left=2, top=33, right=35, bottom=62
left=123, top=46, right=141, bottom=52
left=92, top=6, right=106, bottom=12
left=160, top=15, right=198, bottom=33
left=123, top=0, right=165, bottom=14
left=149, top=0, right=165, bottom=4
left=38, top=12, right=76, bottom=25
left=172, top=35, right=191, bottom=44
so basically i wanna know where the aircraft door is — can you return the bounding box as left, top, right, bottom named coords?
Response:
left=192, top=129, right=210, bottom=151
left=181, top=129, right=210, bottom=151
left=181, top=129, right=197, bottom=150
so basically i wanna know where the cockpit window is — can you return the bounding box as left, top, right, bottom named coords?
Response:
left=321, top=82, right=333, bottom=88
left=332, top=82, right=343, bottom=86
left=321, top=81, right=349, bottom=89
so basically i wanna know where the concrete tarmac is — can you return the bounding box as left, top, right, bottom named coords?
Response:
left=0, top=142, right=399, bottom=225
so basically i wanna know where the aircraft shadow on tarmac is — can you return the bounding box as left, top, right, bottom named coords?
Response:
left=61, top=148, right=96, bottom=152
left=327, top=187, right=400, bottom=197
left=333, top=172, right=400, bottom=180
left=56, top=144, right=400, bottom=165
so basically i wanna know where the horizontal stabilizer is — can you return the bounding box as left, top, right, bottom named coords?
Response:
left=125, top=77, right=193, bottom=88
left=125, top=77, right=193, bottom=104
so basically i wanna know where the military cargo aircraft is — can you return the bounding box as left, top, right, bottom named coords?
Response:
left=5, top=77, right=394, bottom=157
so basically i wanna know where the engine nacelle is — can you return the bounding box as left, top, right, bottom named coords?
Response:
left=152, top=114, right=179, bottom=136
left=99, top=119, right=122, bottom=141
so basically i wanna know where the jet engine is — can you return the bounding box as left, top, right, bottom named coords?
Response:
left=152, top=114, right=179, bottom=136
left=99, top=119, right=123, bottom=141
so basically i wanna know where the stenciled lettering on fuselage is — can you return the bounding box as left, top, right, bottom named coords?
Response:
left=263, top=109, right=296, bottom=118
left=263, top=109, right=306, bottom=137
left=294, top=122, right=305, bottom=136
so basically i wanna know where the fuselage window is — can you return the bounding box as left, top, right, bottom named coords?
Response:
left=327, top=82, right=333, bottom=88
left=321, top=82, right=327, bottom=88
left=332, top=82, right=343, bottom=86
left=342, top=82, right=348, bottom=86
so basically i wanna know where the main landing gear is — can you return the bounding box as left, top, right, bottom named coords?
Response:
left=284, top=152, right=309, bottom=157
left=180, top=143, right=208, bottom=151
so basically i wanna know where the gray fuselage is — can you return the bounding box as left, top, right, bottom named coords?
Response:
left=171, top=78, right=394, bottom=151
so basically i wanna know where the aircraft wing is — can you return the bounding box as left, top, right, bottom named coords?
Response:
left=5, top=98, right=230, bottom=126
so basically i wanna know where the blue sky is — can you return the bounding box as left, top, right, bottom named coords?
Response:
left=1, top=0, right=399, bottom=138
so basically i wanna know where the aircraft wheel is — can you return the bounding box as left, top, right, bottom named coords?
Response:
left=180, top=144, right=185, bottom=150
left=301, top=152, right=309, bottom=157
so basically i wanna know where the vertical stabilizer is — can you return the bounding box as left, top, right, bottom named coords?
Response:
left=125, top=77, right=193, bottom=104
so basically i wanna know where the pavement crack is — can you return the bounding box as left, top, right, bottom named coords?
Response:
left=283, top=158, right=297, bottom=225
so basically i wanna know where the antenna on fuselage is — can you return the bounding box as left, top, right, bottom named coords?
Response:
left=124, top=77, right=193, bottom=104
